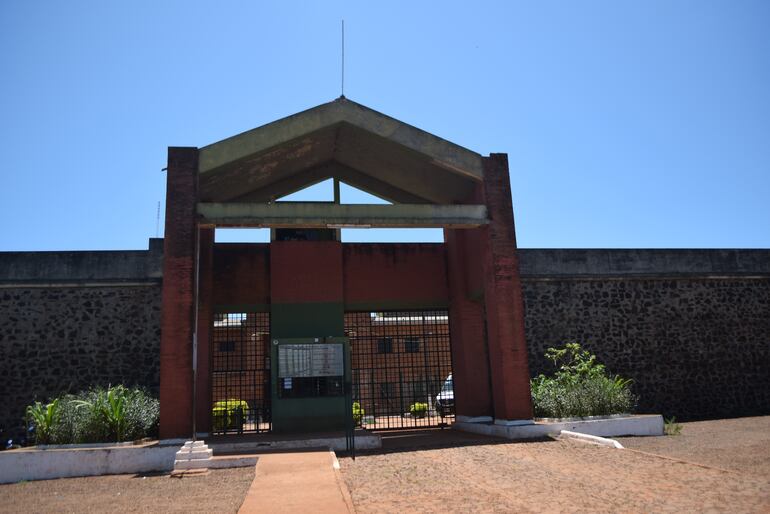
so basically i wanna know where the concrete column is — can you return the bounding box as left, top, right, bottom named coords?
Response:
left=194, top=226, right=215, bottom=435
left=159, top=147, right=198, bottom=439
left=270, top=241, right=345, bottom=338
left=270, top=240, right=345, bottom=432
left=480, top=154, right=533, bottom=423
left=445, top=227, right=493, bottom=421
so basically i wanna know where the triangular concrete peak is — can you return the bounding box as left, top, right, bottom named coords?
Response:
left=198, top=97, right=483, bottom=181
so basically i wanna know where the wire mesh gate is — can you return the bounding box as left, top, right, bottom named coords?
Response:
left=345, top=310, right=454, bottom=430
left=211, top=312, right=271, bottom=434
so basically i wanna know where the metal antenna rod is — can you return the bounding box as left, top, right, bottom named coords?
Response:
left=155, top=201, right=160, bottom=238
left=341, top=19, right=345, bottom=98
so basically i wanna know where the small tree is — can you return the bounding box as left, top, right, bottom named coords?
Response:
left=531, top=343, right=636, bottom=418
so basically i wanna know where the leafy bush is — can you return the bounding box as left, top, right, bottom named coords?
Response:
left=212, top=399, right=248, bottom=431
left=352, top=402, right=365, bottom=426
left=74, top=386, right=129, bottom=442
left=410, top=402, right=428, bottom=418
left=26, top=386, right=159, bottom=445
left=530, top=343, right=636, bottom=418
left=25, top=399, right=61, bottom=445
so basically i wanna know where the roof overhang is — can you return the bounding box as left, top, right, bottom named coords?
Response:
left=196, top=98, right=484, bottom=205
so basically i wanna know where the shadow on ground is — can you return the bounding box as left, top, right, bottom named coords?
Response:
left=338, top=427, right=552, bottom=457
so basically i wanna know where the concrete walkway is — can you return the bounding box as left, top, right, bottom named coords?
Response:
left=238, top=449, right=353, bottom=514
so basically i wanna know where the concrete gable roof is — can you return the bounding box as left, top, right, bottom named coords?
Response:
left=197, top=98, right=483, bottom=204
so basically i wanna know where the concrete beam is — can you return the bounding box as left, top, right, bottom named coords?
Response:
left=197, top=202, right=489, bottom=228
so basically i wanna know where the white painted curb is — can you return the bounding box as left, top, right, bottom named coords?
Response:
left=454, top=414, right=664, bottom=440
left=560, top=430, right=624, bottom=449
left=0, top=445, right=177, bottom=484
left=329, top=449, right=341, bottom=470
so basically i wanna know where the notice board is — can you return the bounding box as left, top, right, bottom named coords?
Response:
left=278, top=343, right=344, bottom=378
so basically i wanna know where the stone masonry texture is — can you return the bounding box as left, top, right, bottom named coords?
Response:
left=0, top=285, right=161, bottom=440
left=0, top=245, right=768, bottom=440
left=522, top=276, right=770, bottom=420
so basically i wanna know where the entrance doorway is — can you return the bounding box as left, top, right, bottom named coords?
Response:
left=211, top=312, right=271, bottom=434
left=345, top=310, right=454, bottom=430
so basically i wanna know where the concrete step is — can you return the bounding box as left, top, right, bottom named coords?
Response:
left=175, top=448, right=213, bottom=460
left=173, top=440, right=214, bottom=472
left=174, top=458, right=211, bottom=470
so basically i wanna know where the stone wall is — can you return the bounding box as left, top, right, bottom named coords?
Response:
left=1, top=243, right=768, bottom=440
left=0, top=240, right=163, bottom=441
left=518, top=249, right=770, bottom=420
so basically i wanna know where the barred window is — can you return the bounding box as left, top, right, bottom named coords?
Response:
left=377, top=337, right=393, bottom=354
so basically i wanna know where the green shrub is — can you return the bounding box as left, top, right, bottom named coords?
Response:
left=25, top=399, right=61, bottom=445
left=352, top=402, right=365, bottom=426
left=74, top=386, right=128, bottom=442
left=531, top=343, right=636, bottom=418
left=410, top=402, right=428, bottom=418
left=71, top=386, right=159, bottom=443
left=212, top=399, right=248, bottom=431
left=26, top=386, right=159, bottom=445
left=124, top=387, right=161, bottom=440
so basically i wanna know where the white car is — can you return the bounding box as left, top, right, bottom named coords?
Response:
left=435, top=374, right=454, bottom=417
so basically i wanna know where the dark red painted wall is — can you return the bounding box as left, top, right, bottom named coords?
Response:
left=271, top=241, right=344, bottom=304
left=343, top=243, right=448, bottom=307
left=210, top=242, right=449, bottom=308
left=212, top=244, right=270, bottom=307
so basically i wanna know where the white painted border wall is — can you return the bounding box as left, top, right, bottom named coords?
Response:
left=454, top=414, right=664, bottom=439
left=0, top=444, right=178, bottom=484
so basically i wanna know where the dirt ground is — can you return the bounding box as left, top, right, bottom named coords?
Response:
left=0, top=467, right=254, bottom=514
left=617, top=415, right=770, bottom=475
left=2, top=417, right=769, bottom=513
left=340, top=417, right=770, bottom=513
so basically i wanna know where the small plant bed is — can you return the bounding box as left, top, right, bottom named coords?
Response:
left=25, top=385, right=159, bottom=445
left=212, top=399, right=248, bottom=432
left=531, top=343, right=636, bottom=419
left=409, top=402, right=428, bottom=418
left=352, top=401, right=365, bottom=426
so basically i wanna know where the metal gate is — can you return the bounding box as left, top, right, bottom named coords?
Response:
left=211, top=312, right=271, bottom=434
left=345, top=310, right=454, bottom=430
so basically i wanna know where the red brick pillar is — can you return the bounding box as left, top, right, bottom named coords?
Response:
left=481, top=154, right=533, bottom=423
left=159, top=147, right=198, bottom=439
left=194, top=226, right=214, bottom=435
left=445, top=227, right=493, bottom=420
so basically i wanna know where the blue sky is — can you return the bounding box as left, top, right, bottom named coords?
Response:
left=1, top=1, right=768, bottom=250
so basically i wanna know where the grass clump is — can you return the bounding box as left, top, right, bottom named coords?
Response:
left=664, top=416, right=683, bottom=435
left=26, top=385, right=159, bottom=445
left=531, top=343, right=636, bottom=418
